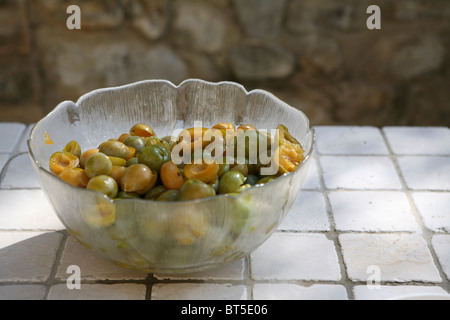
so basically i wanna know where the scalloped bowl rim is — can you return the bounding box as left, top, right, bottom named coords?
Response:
left=28, top=78, right=315, bottom=205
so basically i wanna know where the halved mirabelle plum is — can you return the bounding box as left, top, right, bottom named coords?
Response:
left=62, top=141, right=82, bottom=158
left=184, top=162, right=219, bottom=184
left=274, top=124, right=305, bottom=174
left=177, top=127, right=211, bottom=152
left=58, top=168, right=90, bottom=188
left=49, top=151, right=79, bottom=175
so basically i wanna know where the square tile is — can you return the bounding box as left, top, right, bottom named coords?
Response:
left=0, top=123, right=448, bottom=301
left=353, top=285, right=450, bottom=300
left=339, top=233, right=441, bottom=283
left=329, top=191, right=419, bottom=232
left=0, top=285, right=46, bottom=300
left=151, top=283, right=247, bottom=300
left=0, top=190, right=64, bottom=230
left=431, top=234, right=450, bottom=281
left=250, top=233, right=341, bottom=281
left=0, top=154, right=9, bottom=173
left=397, top=156, right=450, bottom=190
left=412, top=192, right=450, bottom=232
left=155, top=258, right=245, bottom=281
left=55, top=236, right=147, bottom=281
left=0, top=123, right=26, bottom=153
left=253, top=283, right=348, bottom=300
left=383, top=127, right=450, bottom=155
left=320, top=156, right=402, bottom=190
left=0, top=231, right=62, bottom=282
left=17, top=123, right=35, bottom=153
left=301, top=156, right=321, bottom=190
left=0, top=153, right=41, bottom=189
left=47, top=283, right=147, bottom=300
left=279, top=191, right=330, bottom=231
left=315, top=126, right=389, bottom=155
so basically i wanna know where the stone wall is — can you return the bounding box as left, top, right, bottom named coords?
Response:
left=1, top=0, right=449, bottom=126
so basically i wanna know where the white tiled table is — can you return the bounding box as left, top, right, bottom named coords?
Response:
left=0, top=123, right=449, bottom=300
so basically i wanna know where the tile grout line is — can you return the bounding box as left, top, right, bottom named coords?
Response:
left=0, top=124, right=30, bottom=181
left=244, top=255, right=253, bottom=300
left=379, top=127, right=450, bottom=294
left=0, top=123, right=33, bottom=190
left=0, top=151, right=31, bottom=190
left=312, top=151, right=355, bottom=300
left=12, top=124, right=31, bottom=156
left=0, top=154, right=16, bottom=187
left=0, top=124, right=27, bottom=157
left=1, top=123, right=448, bottom=299
left=42, top=230, right=70, bottom=300
left=145, top=273, right=156, bottom=300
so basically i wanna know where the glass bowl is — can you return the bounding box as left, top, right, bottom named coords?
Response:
left=28, top=79, right=315, bottom=274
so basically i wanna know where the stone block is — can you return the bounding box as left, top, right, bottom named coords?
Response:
left=229, top=41, right=295, bottom=81
left=287, top=0, right=355, bottom=32
left=30, top=0, right=125, bottom=30
left=36, top=29, right=187, bottom=107
left=332, top=82, right=395, bottom=125
left=365, top=34, right=445, bottom=81
left=232, top=0, right=287, bottom=37
left=297, top=35, right=343, bottom=76
left=0, top=0, right=30, bottom=56
left=394, top=0, right=450, bottom=21
left=173, top=0, right=239, bottom=53
left=272, top=81, right=335, bottom=125
left=127, top=0, right=169, bottom=40
left=0, top=62, right=35, bottom=103
left=407, top=78, right=450, bottom=125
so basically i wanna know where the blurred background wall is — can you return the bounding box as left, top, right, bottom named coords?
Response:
left=1, top=0, right=449, bottom=126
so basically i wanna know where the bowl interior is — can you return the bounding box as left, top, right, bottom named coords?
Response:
left=30, top=79, right=313, bottom=169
